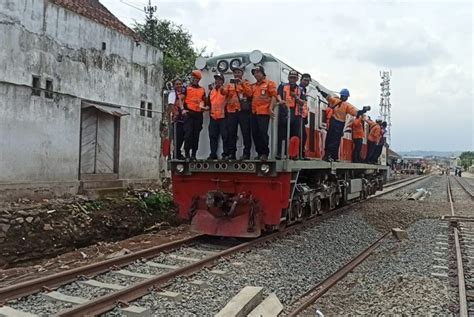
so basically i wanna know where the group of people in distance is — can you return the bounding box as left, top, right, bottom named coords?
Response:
left=168, top=64, right=386, bottom=164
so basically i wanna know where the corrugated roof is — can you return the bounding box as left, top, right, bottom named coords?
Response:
left=48, top=0, right=136, bottom=37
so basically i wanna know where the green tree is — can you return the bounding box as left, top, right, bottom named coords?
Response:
left=134, top=2, right=206, bottom=86
left=459, top=151, right=474, bottom=170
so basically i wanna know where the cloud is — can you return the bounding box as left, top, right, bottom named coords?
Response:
left=345, top=18, right=447, bottom=68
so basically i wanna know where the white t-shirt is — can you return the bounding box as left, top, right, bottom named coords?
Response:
left=168, top=90, right=177, bottom=105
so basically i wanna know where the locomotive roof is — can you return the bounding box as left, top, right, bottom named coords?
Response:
left=205, top=52, right=279, bottom=67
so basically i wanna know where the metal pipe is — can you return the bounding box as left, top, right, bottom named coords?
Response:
left=271, top=104, right=279, bottom=160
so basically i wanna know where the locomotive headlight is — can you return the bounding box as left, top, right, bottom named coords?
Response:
left=260, top=163, right=271, bottom=174
left=217, top=60, right=229, bottom=73
left=230, top=58, right=241, bottom=70
left=176, top=163, right=185, bottom=174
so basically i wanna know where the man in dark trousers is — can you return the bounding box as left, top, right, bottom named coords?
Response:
left=249, top=65, right=283, bottom=160
left=276, top=70, right=306, bottom=159
left=207, top=73, right=228, bottom=160
left=317, top=86, right=370, bottom=161
left=168, top=78, right=186, bottom=159
left=183, top=70, right=207, bottom=161
left=220, top=67, right=253, bottom=159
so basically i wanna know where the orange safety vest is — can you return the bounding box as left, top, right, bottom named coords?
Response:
left=352, top=117, right=364, bottom=139
left=326, top=107, right=333, bottom=127
left=209, top=88, right=226, bottom=120
left=184, top=86, right=206, bottom=112
left=368, top=124, right=381, bottom=143
left=251, top=79, right=278, bottom=115
left=283, top=84, right=303, bottom=116
left=327, top=96, right=358, bottom=122
left=222, top=81, right=252, bottom=113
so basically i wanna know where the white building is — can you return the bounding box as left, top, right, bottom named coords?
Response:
left=0, top=0, right=163, bottom=200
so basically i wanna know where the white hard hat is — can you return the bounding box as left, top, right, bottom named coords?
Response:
left=376, top=116, right=383, bottom=122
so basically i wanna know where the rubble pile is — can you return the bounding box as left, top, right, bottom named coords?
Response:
left=0, top=189, right=179, bottom=267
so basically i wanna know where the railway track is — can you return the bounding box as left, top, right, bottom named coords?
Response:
left=446, top=175, right=473, bottom=317
left=0, top=175, right=427, bottom=316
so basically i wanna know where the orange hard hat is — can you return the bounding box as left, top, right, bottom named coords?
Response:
left=191, top=70, right=202, bottom=80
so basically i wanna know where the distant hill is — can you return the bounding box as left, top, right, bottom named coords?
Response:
left=397, top=150, right=463, bottom=158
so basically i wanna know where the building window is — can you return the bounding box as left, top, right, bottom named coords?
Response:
left=140, top=101, right=146, bottom=116
left=32, top=76, right=41, bottom=96
left=147, top=102, right=153, bottom=118
left=101, top=42, right=106, bottom=50
left=45, top=79, right=53, bottom=99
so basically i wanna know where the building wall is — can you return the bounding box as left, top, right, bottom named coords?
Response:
left=0, top=0, right=163, bottom=197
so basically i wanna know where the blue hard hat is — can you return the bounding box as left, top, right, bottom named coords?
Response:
left=340, top=88, right=350, bottom=97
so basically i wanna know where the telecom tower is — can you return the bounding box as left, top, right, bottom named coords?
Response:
left=379, top=70, right=392, bottom=145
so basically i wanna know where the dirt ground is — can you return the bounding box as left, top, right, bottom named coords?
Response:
left=0, top=224, right=195, bottom=287
left=0, top=189, right=186, bottom=268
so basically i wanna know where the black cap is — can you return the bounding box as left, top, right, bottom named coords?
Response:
left=288, top=70, right=299, bottom=78
left=301, top=73, right=311, bottom=80
left=251, top=65, right=266, bottom=76
left=214, top=73, right=225, bottom=81
left=232, top=66, right=244, bottom=73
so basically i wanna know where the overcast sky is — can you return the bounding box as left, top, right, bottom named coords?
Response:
left=102, top=0, right=473, bottom=152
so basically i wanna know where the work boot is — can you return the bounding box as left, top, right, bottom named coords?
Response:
left=260, top=154, right=268, bottom=161
left=240, top=154, right=250, bottom=160
left=227, top=154, right=236, bottom=160
left=207, top=154, right=218, bottom=160
left=253, top=155, right=261, bottom=160
left=275, top=155, right=281, bottom=160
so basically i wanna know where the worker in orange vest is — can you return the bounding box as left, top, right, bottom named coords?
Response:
left=373, top=121, right=387, bottom=163
left=366, top=117, right=383, bottom=164
left=250, top=65, right=283, bottom=160
left=350, top=115, right=365, bottom=163
left=207, top=73, right=228, bottom=160
left=316, top=87, right=370, bottom=161
left=220, top=67, right=253, bottom=160
left=299, top=73, right=311, bottom=159
left=276, top=70, right=305, bottom=159
left=183, top=70, right=207, bottom=161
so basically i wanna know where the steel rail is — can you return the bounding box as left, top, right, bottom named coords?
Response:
left=448, top=176, right=468, bottom=317
left=56, top=211, right=340, bottom=317
left=286, top=232, right=389, bottom=317
left=57, top=176, right=426, bottom=316
left=452, top=176, right=474, bottom=199
left=0, top=234, right=203, bottom=302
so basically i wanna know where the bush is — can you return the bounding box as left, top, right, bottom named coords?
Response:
left=138, top=192, right=174, bottom=213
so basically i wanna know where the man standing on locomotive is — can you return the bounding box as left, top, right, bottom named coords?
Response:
left=366, top=117, right=383, bottom=164
left=183, top=70, right=207, bottom=161
left=250, top=65, right=283, bottom=161
left=299, top=73, right=311, bottom=159
left=276, top=70, right=305, bottom=159
left=350, top=114, right=365, bottom=163
left=168, top=78, right=186, bottom=160
left=220, top=66, right=253, bottom=160
left=207, top=73, right=229, bottom=160
left=316, top=87, right=370, bottom=161
left=373, top=121, right=387, bottom=163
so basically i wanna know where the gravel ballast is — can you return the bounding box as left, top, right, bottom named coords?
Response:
left=104, top=212, right=383, bottom=316
left=303, top=219, right=456, bottom=316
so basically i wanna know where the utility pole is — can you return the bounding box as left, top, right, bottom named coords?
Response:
left=379, top=70, right=392, bottom=145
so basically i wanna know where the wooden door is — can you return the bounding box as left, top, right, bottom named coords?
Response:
left=80, top=107, right=117, bottom=175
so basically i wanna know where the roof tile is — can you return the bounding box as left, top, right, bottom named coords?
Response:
left=48, top=0, right=136, bottom=37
